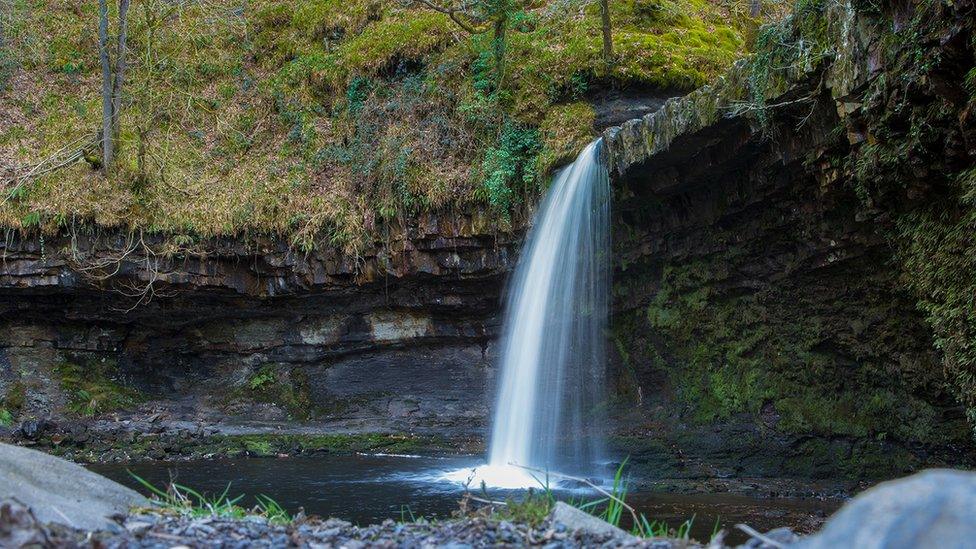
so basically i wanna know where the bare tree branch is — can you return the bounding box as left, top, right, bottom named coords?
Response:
left=406, top=0, right=485, bottom=34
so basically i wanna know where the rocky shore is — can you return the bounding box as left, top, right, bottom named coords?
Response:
left=1, top=501, right=723, bottom=549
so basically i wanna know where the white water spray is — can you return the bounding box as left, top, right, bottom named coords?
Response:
left=447, top=139, right=611, bottom=489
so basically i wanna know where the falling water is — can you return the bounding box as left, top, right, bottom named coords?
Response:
left=447, top=139, right=611, bottom=489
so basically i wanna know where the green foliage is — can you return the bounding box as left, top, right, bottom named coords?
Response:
left=128, top=473, right=293, bottom=524
left=480, top=120, right=541, bottom=212
left=535, top=102, right=596, bottom=178
left=55, top=359, right=142, bottom=417
left=0, top=408, right=13, bottom=426
left=894, top=196, right=976, bottom=438
left=247, top=366, right=276, bottom=391
left=492, top=486, right=556, bottom=527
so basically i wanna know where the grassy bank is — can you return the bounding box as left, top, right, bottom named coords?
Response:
left=0, top=0, right=764, bottom=251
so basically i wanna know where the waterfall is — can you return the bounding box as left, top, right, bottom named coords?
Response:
left=447, top=139, right=611, bottom=489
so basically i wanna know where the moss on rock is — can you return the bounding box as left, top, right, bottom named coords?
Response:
left=54, top=359, right=143, bottom=418
left=40, top=431, right=478, bottom=463
left=606, top=0, right=976, bottom=473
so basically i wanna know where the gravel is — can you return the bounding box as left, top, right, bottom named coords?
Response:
left=2, top=500, right=720, bottom=548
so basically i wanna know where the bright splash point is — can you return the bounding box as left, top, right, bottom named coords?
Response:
left=441, top=464, right=554, bottom=490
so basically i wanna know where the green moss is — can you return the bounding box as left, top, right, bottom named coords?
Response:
left=836, top=1, right=976, bottom=438
left=41, top=431, right=475, bottom=462
left=617, top=210, right=968, bottom=450
left=0, top=378, right=33, bottom=426
left=535, top=102, right=596, bottom=177
left=3, top=380, right=27, bottom=412
left=54, top=359, right=143, bottom=417
left=783, top=438, right=917, bottom=479
left=232, top=365, right=315, bottom=421
left=312, top=11, right=456, bottom=94
left=242, top=438, right=274, bottom=456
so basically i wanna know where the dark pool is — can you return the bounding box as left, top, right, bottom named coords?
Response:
left=89, top=454, right=840, bottom=543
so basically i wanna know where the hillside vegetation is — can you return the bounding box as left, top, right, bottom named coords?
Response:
left=0, top=0, right=759, bottom=251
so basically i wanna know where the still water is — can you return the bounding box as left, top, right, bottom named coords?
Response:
left=89, top=454, right=839, bottom=543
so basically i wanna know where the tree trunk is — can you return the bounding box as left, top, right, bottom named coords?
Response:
left=600, top=0, right=612, bottom=68
left=493, top=13, right=507, bottom=90
left=750, top=0, right=761, bottom=17
left=111, top=0, right=130, bottom=143
left=98, top=0, right=113, bottom=170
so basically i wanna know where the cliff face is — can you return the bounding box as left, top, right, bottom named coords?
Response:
left=604, top=0, right=976, bottom=479
left=0, top=215, right=514, bottom=440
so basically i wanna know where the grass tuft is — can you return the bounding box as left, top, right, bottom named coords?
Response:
left=128, top=472, right=293, bottom=525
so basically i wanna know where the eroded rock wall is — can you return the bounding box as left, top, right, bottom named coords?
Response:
left=605, top=0, right=976, bottom=481
left=0, top=215, right=514, bottom=436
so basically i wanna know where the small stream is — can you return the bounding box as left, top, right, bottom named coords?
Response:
left=89, top=454, right=841, bottom=543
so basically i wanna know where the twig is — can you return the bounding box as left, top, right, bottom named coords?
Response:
left=727, top=95, right=814, bottom=116
left=735, top=524, right=787, bottom=549
left=1, top=133, right=97, bottom=206
left=404, top=0, right=484, bottom=34
left=467, top=495, right=507, bottom=506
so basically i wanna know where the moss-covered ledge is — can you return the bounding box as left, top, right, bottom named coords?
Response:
left=25, top=431, right=483, bottom=464
left=600, top=0, right=864, bottom=176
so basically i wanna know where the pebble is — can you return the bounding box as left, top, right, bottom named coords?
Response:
left=124, top=521, right=153, bottom=536
left=0, top=498, right=802, bottom=549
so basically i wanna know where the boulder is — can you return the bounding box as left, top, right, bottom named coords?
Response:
left=797, top=469, right=976, bottom=549
left=0, top=443, right=148, bottom=531
left=0, top=500, right=49, bottom=547
left=549, top=501, right=639, bottom=542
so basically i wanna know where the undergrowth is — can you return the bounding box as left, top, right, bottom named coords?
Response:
left=0, top=0, right=759, bottom=251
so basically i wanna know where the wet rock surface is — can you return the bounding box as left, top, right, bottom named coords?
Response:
left=797, top=469, right=976, bottom=549
left=0, top=443, right=147, bottom=531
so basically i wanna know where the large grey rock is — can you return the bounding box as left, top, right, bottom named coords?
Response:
left=549, top=501, right=638, bottom=542
left=0, top=443, right=148, bottom=531
left=798, top=469, right=976, bottom=549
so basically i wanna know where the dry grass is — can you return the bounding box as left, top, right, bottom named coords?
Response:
left=0, top=0, right=763, bottom=251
